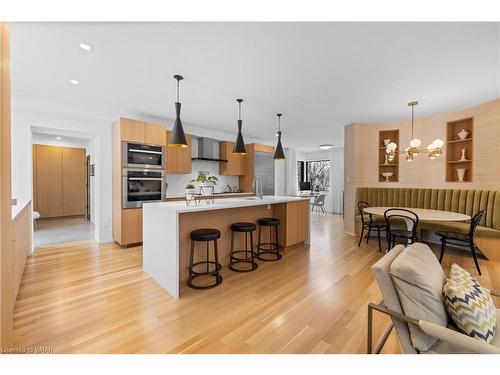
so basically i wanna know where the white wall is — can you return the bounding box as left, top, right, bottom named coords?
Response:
left=12, top=108, right=112, bottom=243
left=167, top=160, right=239, bottom=197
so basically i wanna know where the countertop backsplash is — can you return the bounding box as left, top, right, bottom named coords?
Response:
left=166, top=160, right=239, bottom=197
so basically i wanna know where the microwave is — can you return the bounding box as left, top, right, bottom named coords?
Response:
left=122, top=168, right=166, bottom=208
left=123, top=142, right=165, bottom=170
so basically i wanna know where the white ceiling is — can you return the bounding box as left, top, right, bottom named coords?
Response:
left=10, top=22, right=500, bottom=151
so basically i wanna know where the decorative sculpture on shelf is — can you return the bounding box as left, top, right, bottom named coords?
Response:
left=459, top=148, right=467, bottom=161
left=457, top=129, right=469, bottom=140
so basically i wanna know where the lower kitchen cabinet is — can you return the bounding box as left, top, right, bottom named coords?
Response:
left=120, top=208, right=143, bottom=246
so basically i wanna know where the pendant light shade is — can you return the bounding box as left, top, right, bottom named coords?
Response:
left=273, top=113, right=286, bottom=160
left=232, top=99, right=247, bottom=155
left=168, top=75, right=188, bottom=148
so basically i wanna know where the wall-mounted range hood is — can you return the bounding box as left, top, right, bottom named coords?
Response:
left=191, top=137, right=228, bottom=163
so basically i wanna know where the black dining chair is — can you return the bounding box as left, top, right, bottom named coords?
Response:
left=436, top=210, right=486, bottom=275
left=357, top=201, right=386, bottom=252
left=384, top=208, right=419, bottom=249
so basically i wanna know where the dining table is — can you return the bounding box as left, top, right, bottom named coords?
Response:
left=363, top=207, right=471, bottom=230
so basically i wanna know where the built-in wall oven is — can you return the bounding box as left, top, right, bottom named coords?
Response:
left=123, top=168, right=166, bottom=208
left=123, top=142, right=165, bottom=169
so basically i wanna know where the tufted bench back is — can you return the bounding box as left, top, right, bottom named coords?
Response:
left=355, top=188, right=500, bottom=230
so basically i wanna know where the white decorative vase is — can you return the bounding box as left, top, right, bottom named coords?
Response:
left=457, top=129, right=469, bottom=140
left=456, top=168, right=466, bottom=182
left=199, top=183, right=214, bottom=196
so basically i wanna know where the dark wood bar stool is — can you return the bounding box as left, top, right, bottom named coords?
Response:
left=256, top=217, right=281, bottom=261
left=229, top=222, right=258, bottom=272
left=187, top=228, right=223, bottom=290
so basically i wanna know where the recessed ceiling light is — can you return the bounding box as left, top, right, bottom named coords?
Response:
left=79, top=42, right=92, bottom=51
left=56, top=136, right=62, bottom=140
left=319, top=144, right=333, bottom=150
left=70, top=79, right=80, bottom=85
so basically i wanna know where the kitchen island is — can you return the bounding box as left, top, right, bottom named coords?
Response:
left=143, top=196, right=311, bottom=298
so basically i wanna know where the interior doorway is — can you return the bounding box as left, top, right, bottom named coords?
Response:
left=32, top=132, right=95, bottom=248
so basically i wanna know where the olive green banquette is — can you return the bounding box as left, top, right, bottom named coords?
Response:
left=355, top=187, right=500, bottom=260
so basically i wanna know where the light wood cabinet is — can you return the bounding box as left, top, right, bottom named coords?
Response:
left=33, top=145, right=86, bottom=218
left=119, top=118, right=166, bottom=146
left=165, top=131, right=192, bottom=174
left=219, top=141, right=244, bottom=176
left=120, top=118, right=145, bottom=142
left=275, top=200, right=309, bottom=248
left=121, top=208, right=143, bottom=245
left=145, top=123, right=167, bottom=146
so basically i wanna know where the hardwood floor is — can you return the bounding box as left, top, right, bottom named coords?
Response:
left=12, top=214, right=500, bottom=353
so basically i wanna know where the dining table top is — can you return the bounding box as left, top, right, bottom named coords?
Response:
left=362, top=207, right=471, bottom=222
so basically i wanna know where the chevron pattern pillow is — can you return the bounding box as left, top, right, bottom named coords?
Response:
left=443, top=263, right=496, bottom=343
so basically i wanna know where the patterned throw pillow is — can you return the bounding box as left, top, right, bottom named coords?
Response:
left=442, top=263, right=496, bottom=343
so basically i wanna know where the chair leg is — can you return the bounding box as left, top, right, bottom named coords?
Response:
left=377, top=227, right=382, bottom=252
left=357, top=227, right=365, bottom=247
left=366, top=226, right=372, bottom=244
left=439, top=238, right=446, bottom=263
left=470, top=240, right=482, bottom=276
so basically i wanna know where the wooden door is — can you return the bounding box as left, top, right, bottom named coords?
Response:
left=34, top=144, right=63, bottom=218
left=62, top=147, right=86, bottom=216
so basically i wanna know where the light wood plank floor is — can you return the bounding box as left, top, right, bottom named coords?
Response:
left=13, top=214, right=500, bottom=353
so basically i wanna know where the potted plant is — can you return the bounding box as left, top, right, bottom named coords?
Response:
left=185, top=180, right=196, bottom=198
left=195, top=171, right=218, bottom=196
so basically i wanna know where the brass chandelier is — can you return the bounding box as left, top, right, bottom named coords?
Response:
left=385, top=101, right=444, bottom=162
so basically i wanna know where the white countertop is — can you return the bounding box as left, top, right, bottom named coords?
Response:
left=165, top=192, right=251, bottom=199
left=143, top=195, right=310, bottom=213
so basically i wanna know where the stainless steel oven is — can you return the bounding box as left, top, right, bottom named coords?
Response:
left=123, top=142, right=165, bottom=169
left=123, top=169, right=166, bottom=208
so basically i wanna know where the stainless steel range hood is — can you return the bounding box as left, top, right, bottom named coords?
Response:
left=191, top=137, right=228, bottom=162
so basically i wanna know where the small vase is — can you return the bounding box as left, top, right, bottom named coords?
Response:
left=456, top=168, right=466, bottom=182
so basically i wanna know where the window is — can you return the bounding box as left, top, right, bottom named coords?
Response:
left=297, top=160, right=330, bottom=192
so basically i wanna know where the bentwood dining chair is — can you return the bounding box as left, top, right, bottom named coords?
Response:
left=436, top=210, right=486, bottom=275
left=384, top=208, right=419, bottom=248
left=357, top=201, right=386, bottom=252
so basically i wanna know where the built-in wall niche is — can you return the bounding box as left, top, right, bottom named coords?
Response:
left=378, top=129, right=399, bottom=182
left=446, top=117, right=473, bottom=183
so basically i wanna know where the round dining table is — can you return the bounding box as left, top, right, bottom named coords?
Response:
left=363, top=207, right=471, bottom=230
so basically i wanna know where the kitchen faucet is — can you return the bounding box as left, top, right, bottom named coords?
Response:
left=253, top=177, right=263, bottom=199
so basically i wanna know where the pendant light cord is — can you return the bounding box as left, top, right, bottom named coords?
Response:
left=411, top=103, right=414, bottom=139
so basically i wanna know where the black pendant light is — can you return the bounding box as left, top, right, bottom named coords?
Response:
left=232, top=99, right=247, bottom=155
left=273, top=113, right=285, bottom=160
left=168, top=74, right=188, bottom=148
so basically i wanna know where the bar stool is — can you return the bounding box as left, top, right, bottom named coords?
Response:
left=229, top=222, right=258, bottom=272
left=256, top=217, right=281, bottom=261
left=187, top=228, right=223, bottom=290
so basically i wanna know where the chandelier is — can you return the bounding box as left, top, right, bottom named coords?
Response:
left=385, top=101, right=444, bottom=162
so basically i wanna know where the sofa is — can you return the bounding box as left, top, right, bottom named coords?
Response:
left=355, top=187, right=500, bottom=260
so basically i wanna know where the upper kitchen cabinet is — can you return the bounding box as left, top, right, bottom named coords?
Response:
left=120, top=118, right=145, bottom=142
left=145, top=123, right=167, bottom=146
left=118, top=117, right=166, bottom=145
left=165, top=130, right=192, bottom=174
left=219, top=141, right=244, bottom=176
